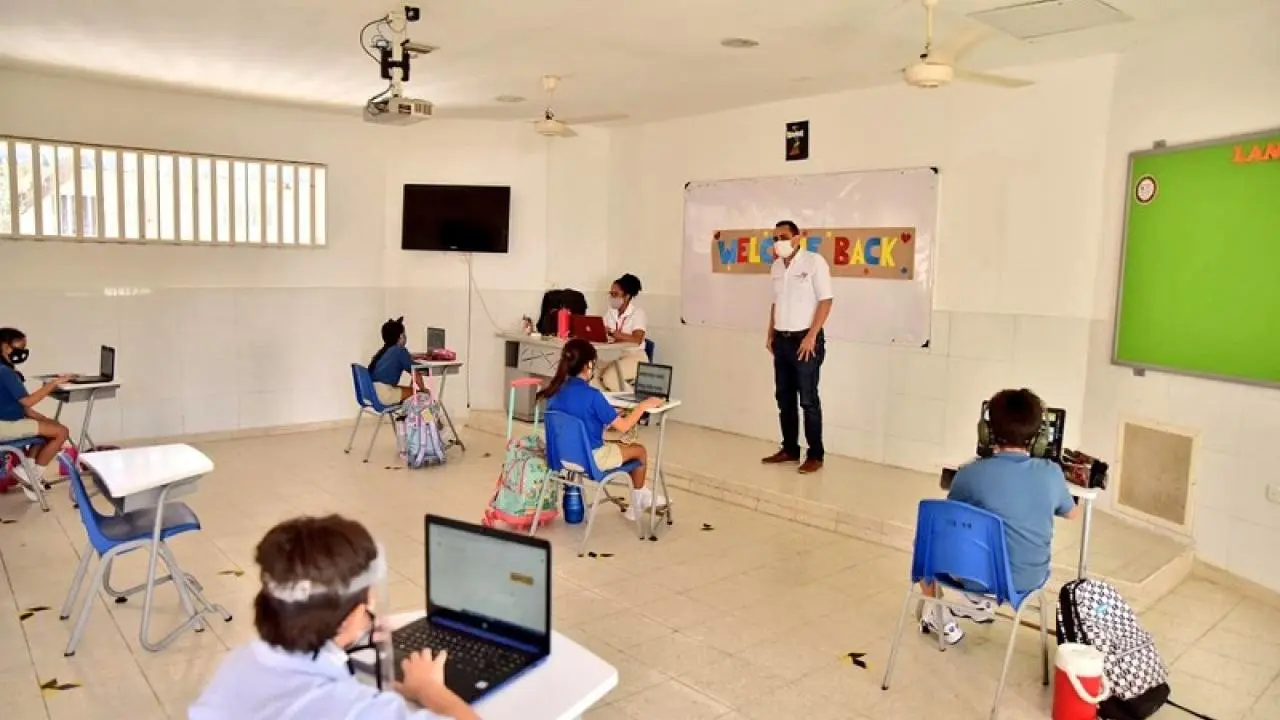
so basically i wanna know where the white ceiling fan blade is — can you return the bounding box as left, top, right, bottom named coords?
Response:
left=555, top=113, right=629, bottom=125
left=952, top=67, right=1033, bottom=88
left=927, top=26, right=990, bottom=65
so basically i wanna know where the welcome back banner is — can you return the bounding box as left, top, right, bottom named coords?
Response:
left=710, top=227, right=916, bottom=280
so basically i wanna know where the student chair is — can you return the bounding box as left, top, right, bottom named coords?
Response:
left=531, top=410, right=645, bottom=556
left=506, top=377, right=543, bottom=441
left=56, top=454, right=231, bottom=656
left=344, top=363, right=403, bottom=463
left=881, top=500, right=1051, bottom=720
left=0, top=437, right=50, bottom=511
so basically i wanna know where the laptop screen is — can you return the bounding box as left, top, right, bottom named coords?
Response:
left=426, top=328, right=446, bottom=351
left=634, top=363, right=672, bottom=397
left=99, top=346, right=115, bottom=377
left=427, top=518, right=550, bottom=637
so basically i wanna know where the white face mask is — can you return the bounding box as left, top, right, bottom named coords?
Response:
left=608, top=296, right=624, bottom=310
left=773, top=239, right=795, bottom=260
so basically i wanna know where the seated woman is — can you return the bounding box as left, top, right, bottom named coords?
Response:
left=539, top=339, right=664, bottom=519
left=368, top=317, right=425, bottom=406
left=0, top=328, right=73, bottom=501
left=596, top=273, right=649, bottom=392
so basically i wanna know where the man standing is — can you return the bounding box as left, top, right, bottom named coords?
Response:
left=762, top=221, right=833, bottom=474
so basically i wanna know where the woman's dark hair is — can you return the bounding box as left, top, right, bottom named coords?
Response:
left=613, top=273, right=642, bottom=298
left=368, top=317, right=405, bottom=372
left=536, top=339, right=597, bottom=401
left=988, top=388, right=1045, bottom=448
left=0, top=327, right=27, bottom=381
left=253, top=515, right=378, bottom=654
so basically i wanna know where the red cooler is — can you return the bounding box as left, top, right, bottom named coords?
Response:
left=1054, top=643, right=1111, bottom=720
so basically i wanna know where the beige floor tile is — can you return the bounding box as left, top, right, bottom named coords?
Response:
left=610, top=678, right=732, bottom=720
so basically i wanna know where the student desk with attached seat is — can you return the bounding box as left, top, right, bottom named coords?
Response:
left=606, top=393, right=682, bottom=542
left=51, top=380, right=120, bottom=453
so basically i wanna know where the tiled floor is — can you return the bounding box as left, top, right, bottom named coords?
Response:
left=1, top=426, right=1278, bottom=719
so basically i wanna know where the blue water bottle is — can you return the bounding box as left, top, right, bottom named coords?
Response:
left=562, top=485, right=585, bottom=524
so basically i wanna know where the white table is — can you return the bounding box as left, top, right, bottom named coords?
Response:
left=51, top=380, right=120, bottom=453
left=1068, top=484, right=1101, bottom=579
left=606, top=393, right=682, bottom=541
left=73, top=444, right=231, bottom=653
left=352, top=611, right=617, bottom=720
left=499, top=332, right=634, bottom=395
left=411, top=359, right=465, bottom=452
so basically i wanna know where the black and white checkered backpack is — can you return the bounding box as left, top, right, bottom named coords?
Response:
left=1056, top=579, right=1170, bottom=720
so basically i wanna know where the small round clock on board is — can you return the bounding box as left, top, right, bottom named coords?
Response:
left=1134, top=175, right=1158, bottom=205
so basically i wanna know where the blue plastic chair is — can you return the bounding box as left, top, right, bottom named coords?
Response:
left=530, top=410, right=645, bottom=556
left=881, top=500, right=1051, bottom=720
left=0, top=436, right=49, bottom=511
left=56, top=453, right=231, bottom=656
left=344, top=363, right=404, bottom=463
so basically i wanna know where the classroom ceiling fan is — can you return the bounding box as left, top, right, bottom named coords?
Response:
left=901, top=0, right=1032, bottom=90
left=530, top=75, right=628, bottom=137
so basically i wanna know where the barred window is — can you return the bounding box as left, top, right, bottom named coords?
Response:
left=0, top=137, right=327, bottom=246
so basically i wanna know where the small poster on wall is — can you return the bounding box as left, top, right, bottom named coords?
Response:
left=786, top=121, right=809, bottom=161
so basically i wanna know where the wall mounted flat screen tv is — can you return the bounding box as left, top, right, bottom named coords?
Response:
left=401, top=184, right=511, bottom=253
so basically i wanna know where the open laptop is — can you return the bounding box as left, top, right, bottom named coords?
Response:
left=426, top=327, right=447, bottom=353
left=569, top=315, right=607, bottom=343
left=391, top=515, right=551, bottom=702
left=614, top=362, right=673, bottom=404
left=70, top=346, right=116, bottom=384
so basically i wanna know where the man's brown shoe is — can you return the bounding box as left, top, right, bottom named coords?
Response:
left=798, top=458, right=824, bottom=474
left=762, top=450, right=800, bottom=464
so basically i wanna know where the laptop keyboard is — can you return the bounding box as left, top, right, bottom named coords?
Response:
left=391, top=618, right=534, bottom=680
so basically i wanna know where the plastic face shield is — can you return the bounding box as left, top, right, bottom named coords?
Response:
left=263, top=542, right=392, bottom=690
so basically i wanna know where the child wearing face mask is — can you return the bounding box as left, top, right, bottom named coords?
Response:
left=596, top=273, right=649, bottom=392
left=190, top=515, right=480, bottom=720
left=368, top=317, right=426, bottom=406
left=0, top=328, right=74, bottom=502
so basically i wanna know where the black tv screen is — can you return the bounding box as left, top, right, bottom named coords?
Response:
left=401, top=184, right=511, bottom=253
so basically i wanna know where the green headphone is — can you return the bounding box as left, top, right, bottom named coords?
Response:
left=976, top=400, right=1053, bottom=458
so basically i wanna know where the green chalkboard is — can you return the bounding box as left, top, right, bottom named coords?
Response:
left=1113, top=129, right=1280, bottom=387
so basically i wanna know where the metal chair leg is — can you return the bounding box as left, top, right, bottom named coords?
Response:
left=65, top=550, right=114, bottom=656
left=1039, top=592, right=1051, bottom=686
left=158, top=543, right=204, bottom=631
left=60, top=541, right=94, bottom=620
left=881, top=587, right=916, bottom=691
left=990, top=600, right=1030, bottom=719
left=344, top=410, right=364, bottom=453
left=529, top=473, right=561, bottom=536
left=364, top=413, right=385, bottom=463
left=577, top=481, right=607, bottom=557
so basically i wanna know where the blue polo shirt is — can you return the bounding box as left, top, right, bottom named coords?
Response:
left=0, top=365, right=29, bottom=422
left=545, top=377, right=617, bottom=449
left=370, top=345, right=413, bottom=386
left=948, top=453, right=1076, bottom=594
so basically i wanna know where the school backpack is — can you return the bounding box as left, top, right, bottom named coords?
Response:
left=482, top=432, right=559, bottom=529
left=399, top=392, right=447, bottom=469
left=536, top=289, right=588, bottom=335
left=1056, top=578, right=1170, bottom=720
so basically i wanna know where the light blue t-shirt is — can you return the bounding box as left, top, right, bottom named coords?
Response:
left=189, top=640, right=439, bottom=720
left=948, top=453, right=1075, bottom=594
left=371, top=345, right=413, bottom=386
left=0, top=365, right=29, bottom=422
left=545, top=377, right=618, bottom=450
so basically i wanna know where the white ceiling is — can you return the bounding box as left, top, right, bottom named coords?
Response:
left=0, top=0, right=1265, bottom=123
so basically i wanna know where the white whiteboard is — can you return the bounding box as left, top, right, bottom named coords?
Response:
left=681, top=168, right=937, bottom=346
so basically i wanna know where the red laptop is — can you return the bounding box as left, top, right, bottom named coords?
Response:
left=569, top=315, right=608, bottom=343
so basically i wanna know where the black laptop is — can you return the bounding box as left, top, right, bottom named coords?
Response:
left=391, top=515, right=552, bottom=702
left=614, top=362, right=673, bottom=404
left=70, top=346, right=116, bottom=384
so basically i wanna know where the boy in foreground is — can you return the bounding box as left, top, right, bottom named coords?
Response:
left=922, top=388, right=1080, bottom=645
left=190, top=515, right=480, bottom=720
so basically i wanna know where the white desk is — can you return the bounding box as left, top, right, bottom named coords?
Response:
left=352, top=611, right=617, bottom=720
left=1068, top=484, right=1101, bottom=579
left=499, top=332, right=634, bottom=395
left=411, top=359, right=465, bottom=452
left=74, top=444, right=230, bottom=654
left=51, top=380, right=120, bottom=453
left=606, top=393, right=682, bottom=541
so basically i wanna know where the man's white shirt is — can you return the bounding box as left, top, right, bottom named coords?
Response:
left=771, top=249, right=834, bottom=332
